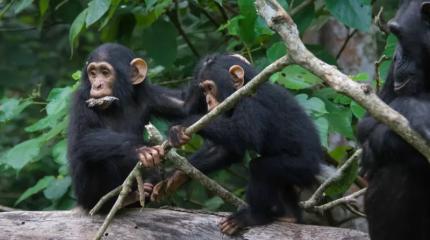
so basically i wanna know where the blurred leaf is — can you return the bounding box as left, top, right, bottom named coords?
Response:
left=69, top=9, right=88, bottom=55
left=350, top=101, right=366, bottom=119
left=325, top=157, right=359, bottom=197
left=315, top=117, right=329, bottom=148
left=329, top=145, right=352, bottom=162
left=0, top=98, right=32, bottom=123
left=86, top=0, right=111, bottom=27
left=351, top=72, right=369, bottom=82
left=43, top=176, right=72, bottom=200
left=271, top=65, right=322, bottom=90
left=25, top=111, right=63, bottom=132
left=46, top=87, right=73, bottom=116
left=14, top=0, right=33, bottom=14
left=5, top=139, right=41, bottom=170
left=52, top=139, right=67, bottom=165
left=39, top=0, right=50, bottom=17
left=266, top=42, right=287, bottom=62
left=237, top=0, right=257, bottom=45
left=100, top=0, right=121, bottom=29
left=325, top=0, right=371, bottom=32
left=134, top=0, right=172, bottom=28
left=295, top=94, right=328, bottom=117
left=141, top=20, right=177, bottom=66
left=71, top=70, right=82, bottom=81
left=15, top=176, right=55, bottom=205
left=327, top=110, right=354, bottom=139
left=204, top=196, right=224, bottom=211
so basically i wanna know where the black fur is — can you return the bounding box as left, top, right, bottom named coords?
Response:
left=357, top=1, right=430, bottom=239
left=67, top=43, right=184, bottom=212
left=172, top=53, right=323, bottom=228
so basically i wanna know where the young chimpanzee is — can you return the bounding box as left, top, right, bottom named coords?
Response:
left=357, top=1, right=430, bottom=239
left=165, top=54, right=324, bottom=235
left=68, top=43, right=184, bottom=212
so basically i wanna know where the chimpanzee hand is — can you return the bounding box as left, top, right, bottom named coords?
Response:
left=169, top=125, right=191, bottom=148
left=150, top=170, right=189, bottom=202
left=137, top=145, right=165, bottom=168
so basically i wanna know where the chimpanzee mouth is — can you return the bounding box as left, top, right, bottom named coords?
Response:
left=394, top=77, right=412, bottom=91
left=86, top=96, right=119, bottom=108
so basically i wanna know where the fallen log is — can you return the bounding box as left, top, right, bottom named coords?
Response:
left=0, top=208, right=368, bottom=240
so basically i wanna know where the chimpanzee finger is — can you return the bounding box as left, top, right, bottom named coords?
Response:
left=149, top=148, right=160, bottom=166
left=154, top=145, right=165, bottom=157
left=143, top=151, right=154, bottom=167
left=143, top=183, right=153, bottom=192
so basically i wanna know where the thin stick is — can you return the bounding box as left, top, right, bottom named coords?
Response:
left=89, top=186, right=121, bottom=216
left=313, top=188, right=367, bottom=212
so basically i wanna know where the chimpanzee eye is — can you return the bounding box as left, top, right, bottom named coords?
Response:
left=102, top=70, right=110, bottom=76
left=89, top=70, right=96, bottom=78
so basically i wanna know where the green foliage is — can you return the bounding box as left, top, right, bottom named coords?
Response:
left=0, top=0, right=399, bottom=212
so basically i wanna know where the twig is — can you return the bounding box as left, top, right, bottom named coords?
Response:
left=336, top=29, right=358, bottom=60
left=0, top=204, right=17, bottom=212
left=92, top=169, right=140, bottom=240
left=374, top=7, right=389, bottom=35
left=146, top=124, right=246, bottom=208
left=89, top=186, right=121, bottom=216
left=300, top=149, right=362, bottom=209
left=289, top=0, right=313, bottom=17
left=313, top=188, right=367, bottom=212
left=168, top=0, right=200, bottom=57
left=374, top=55, right=390, bottom=92
left=255, top=0, right=430, bottom=161
left=344, top=204, right=366, bottom=218
left=134, top=170, right=146, bottom=208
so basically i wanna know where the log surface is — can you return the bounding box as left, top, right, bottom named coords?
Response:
left=0, top=208, right=369, bottom=240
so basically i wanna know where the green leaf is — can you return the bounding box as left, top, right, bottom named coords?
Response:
left=266, top=42, right=287, bottom=62
left=141, top=20, right=177, bottom=67
left=69, top=9, right=88, bottom=56
left=134, top=0, right=172, bottom=28
left=237, top=0, right=257, bottom=45
left=350, top=101, right=366, bottom=119
left=351, top=72, right=369, bottom=82
left=295, top=94, right=328, bottom=117
left=46, top=87, right=73, bottom=116
left=314, top=117, right=329, bottom=148
left=99, top=0, right=121, bottom=29
left=327, top=110, right=354, bottom=139
left=71, top=70, right=82, bottom=81
left=271, top=65, right=322, bottom=90
left=39, top=0, right=50, bottom=17
left=43, top=176, right=72, bottom=200
left=52, top=139, right=67, bottom=165
left=25, top=111, right=63, bottom=132
left=15, top=176, right=55, bottom=205
left=325, top=0, right=371, bottom=32
left=325, top=157, right=359, bottom=197
left=204, top=196, right=224, bottom=211
left=0, top=98, right=32, bottom=123
left=86, top=0, right=111, bottom=27
left=5, top=139, right=41, bottom=170
left=14, top=0, right=33, bottom=14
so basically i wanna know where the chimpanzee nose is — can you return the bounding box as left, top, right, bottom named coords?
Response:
left=388, top=20, right=401, bottom=37
left=95, top=82, right=103, bottom=90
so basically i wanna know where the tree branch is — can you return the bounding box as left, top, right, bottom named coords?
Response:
left=255, top=0, right=430, bottom=161
left=313, top=188, right=367, bottom=213
left=300, top=149, right=362, bottom=210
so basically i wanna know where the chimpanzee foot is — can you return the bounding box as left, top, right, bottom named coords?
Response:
left=219, top=208, right=271, bottom=235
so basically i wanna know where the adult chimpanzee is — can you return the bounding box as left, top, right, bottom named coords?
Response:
left=357, top=1, right=430, bottom=239
left=68, top=43, right=184, bottom=212
left=163, top=53, right=325, bottom=235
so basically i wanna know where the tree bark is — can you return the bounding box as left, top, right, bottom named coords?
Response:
left=0, top=208, right=369, bottom=240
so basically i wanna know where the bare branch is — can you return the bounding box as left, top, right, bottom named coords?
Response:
left=300, top=149, right=362, bottom=209
left=255, top=0, right=430, bottom=161
left=313, top=188, right=367, bottom=213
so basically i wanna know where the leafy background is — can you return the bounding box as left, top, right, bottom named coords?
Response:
left=0, top=0, right=398, bottom=220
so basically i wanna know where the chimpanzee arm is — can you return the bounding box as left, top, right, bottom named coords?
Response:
left=147, top=84, right=186, bottom=119
left=188, top=141, right=244, bottom=174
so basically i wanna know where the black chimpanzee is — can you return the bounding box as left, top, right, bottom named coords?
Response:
left=67, top=43, right=185, bottom=212
left=357, top=1, right=430, bottom=239
left=161, top=53, right=325, bottom=235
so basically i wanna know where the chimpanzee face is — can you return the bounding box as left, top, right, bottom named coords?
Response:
left=87, top=61, right=115, bottom=98
left=199, top=64, right=245, bottom=112
left=389, top=0, right=430, bottom=92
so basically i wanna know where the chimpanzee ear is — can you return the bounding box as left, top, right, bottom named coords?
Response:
left=228, top=65, right=245, bottom=89
left=422, top=2, right=430, bottom=17
left=130, top=58, right=147, bottom=85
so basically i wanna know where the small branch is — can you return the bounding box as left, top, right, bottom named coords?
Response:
left=255, top=0, right=430, bottom=162
left=0, top=204, right=17, bottom=212
left=146, top=124, right=246, bottom=208
left=168, top=0, right=200, bottom=57
left=92, top=169, right=139, bottom=240
left=374, top=55, right=390, bottom=92
left=374, top=7, right=389, bottom=35
left=313, top=188, right=367, bottom=213
left=336, top=29, right=358, bottom=60
left=89, top=186, right=121, bottom=216
left=300, top=149, right=362, bottom=209
left=135, top=170, right=146, bottom=208
left=289, top=0, right=313, bottom=17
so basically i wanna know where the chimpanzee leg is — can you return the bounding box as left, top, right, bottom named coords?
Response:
left=220, top=156, right=305, bottom=235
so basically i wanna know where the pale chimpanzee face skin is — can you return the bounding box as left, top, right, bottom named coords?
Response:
left=87, top=61, right=115, bottom=99
left=199, top=80, right=219, bottom=111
